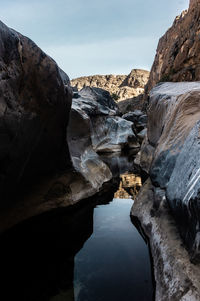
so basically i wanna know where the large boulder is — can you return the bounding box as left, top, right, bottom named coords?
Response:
left=136, top=81, right=200, bottom=262
left=0, top=20, right=72, bottom=201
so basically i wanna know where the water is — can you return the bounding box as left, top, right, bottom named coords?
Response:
left=0, top=155, right=154, bottom=301
left=74, top=183, right=153, bottom=301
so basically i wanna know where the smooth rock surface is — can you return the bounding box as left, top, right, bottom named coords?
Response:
left=139, top=81, right=200, bottom=261
left=131, top=179, right=200, bottom=301
left=0, top=20, right=72, bottom=200
left=71, top=87, right=139, bottom=153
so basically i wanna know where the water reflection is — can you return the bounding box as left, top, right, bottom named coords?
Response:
left=114, top=173, right=142, bottom=199
left=0, top=153, right=153, bottom=301
left=74, top=197, right=154, bottom=301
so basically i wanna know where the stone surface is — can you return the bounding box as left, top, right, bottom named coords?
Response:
left=0, top=20, right=72, bottom=201
left=71, top=87, right=139, bottom=153
left=138, top=81, right=200, bottom=261
left=147, top=0, right=200, bottom=93
left=118, top=94, right=144, bottom=115
left=71, top=69, right=149, bottom=102
left=131, top=179, right=200, bottom=301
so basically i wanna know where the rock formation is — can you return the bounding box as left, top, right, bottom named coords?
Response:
left=147, top=0, right=200, bottom=92
left=71, top=69, right=149, bottom=101
left=0, top=20, right=72, bottom=201
left=132, top=81, right=200, bottom=300
left=0, top=20, right=145, bottom=231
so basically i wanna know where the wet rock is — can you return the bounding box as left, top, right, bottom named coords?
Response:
left=0, top=20, right=72, bottom=200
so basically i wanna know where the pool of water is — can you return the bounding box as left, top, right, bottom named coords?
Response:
left=73, top=190, right=153, bottom=301
left=0, top=155, right=154, bottom=301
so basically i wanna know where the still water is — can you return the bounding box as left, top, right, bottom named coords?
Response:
left=74, top=176, right=153, bottom=301
left=0, top=156, right=154, bottom=301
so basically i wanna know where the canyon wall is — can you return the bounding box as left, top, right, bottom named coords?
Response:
left=147, top=0, right=200, bottom=93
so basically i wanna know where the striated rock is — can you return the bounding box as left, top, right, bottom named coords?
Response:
left=147, top=0, right=200, bottom=92
left=0, top=20, right=72, bottom=200
left=71, top=69, right=149, bottom=102
left=137, top=81, right=200, bottom=263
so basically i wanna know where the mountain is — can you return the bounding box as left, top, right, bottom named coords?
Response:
left=71, top=69, right=149, bottom=101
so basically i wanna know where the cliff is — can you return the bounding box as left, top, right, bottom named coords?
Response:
left=71, top=69, right=149, bottom=101
left=147, top=0, right=200, bottom=92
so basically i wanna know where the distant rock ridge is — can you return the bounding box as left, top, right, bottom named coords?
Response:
left=71, top=69, right=149, bottom=101
left=147, top=0, right=200, bottom=93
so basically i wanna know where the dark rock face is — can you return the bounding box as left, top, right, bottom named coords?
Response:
left=147, top=0, right=200, bottom=93
left=137, top=81, right=200, bottom=262
left=0, top=21, right=72, bottom=200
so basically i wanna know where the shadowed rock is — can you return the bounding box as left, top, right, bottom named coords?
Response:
left=0, top=20, right=72, bottom=201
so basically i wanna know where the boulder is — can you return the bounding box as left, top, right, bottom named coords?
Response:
left=71, top=87, right=139, bottom=153
left=138, top=81, right=200, bottom=262
left=0, top=20, right=72, bottom=201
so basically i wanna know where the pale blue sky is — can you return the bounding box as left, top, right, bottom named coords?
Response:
left=0, top=0, right=189, bottom=79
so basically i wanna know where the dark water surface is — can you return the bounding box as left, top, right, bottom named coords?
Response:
left=0, top=154, right=154, bottom=301
left=74, top=197, right=153, bottom=301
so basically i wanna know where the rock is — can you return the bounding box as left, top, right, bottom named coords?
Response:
left=0, top=20, right=72, bottom=200
left=118, top=94, right=144, bottom=115
left=71, top=87, right=139, bottom=153
left=120, top=69, right=149, bottom=89
left=79, top=86, right=119, bottom=114
left=58, top=67, right=71, bottom=86
left=122, top=110, right=143, bottom=122
left=131, top=178, right=200, bottom=301
left=137, top=128, right=147, bottom=142
left=91, top=115, right=139, bottom=152
left=139, top=81, right=200, bottom=262
left=147, top=0, right=200, bottom=93
left=67, top=101, right=112, bottom=199
left=71, top=69, right=149, bottom=102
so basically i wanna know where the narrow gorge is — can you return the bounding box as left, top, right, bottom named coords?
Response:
left=1, top=0, right=200, bottom=300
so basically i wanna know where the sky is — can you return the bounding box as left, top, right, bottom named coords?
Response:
left=0, top=0, right=189, bottom=79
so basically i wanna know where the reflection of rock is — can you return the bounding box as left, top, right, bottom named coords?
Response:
left=0, top=169, right=119, bottom=301
left=114, top=173, right=142, bottom=199
left=71, top=69, right=149, bottom=102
